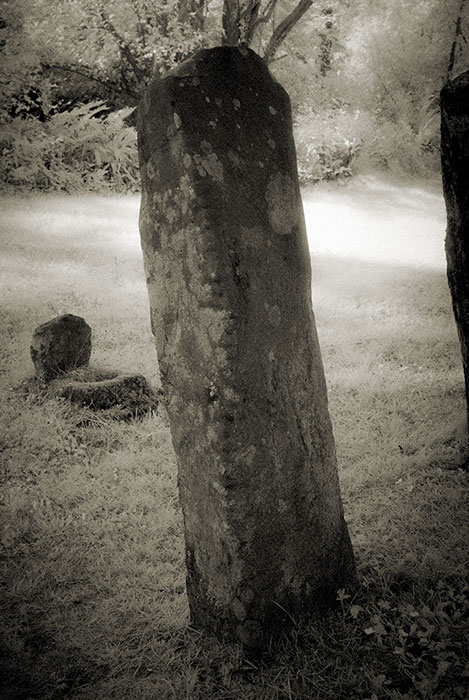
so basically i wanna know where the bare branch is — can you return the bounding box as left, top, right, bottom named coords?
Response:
left=262, top=0, right=314, bottom=64
left=43, top=62, right=139, bottom=102
left=98, top=9, right=146, bottom=83
left=222, top=0, right=241, bottom=45
left=447, top=0, right=467, bottom=81
left=249, top=0, right=278, bottom=36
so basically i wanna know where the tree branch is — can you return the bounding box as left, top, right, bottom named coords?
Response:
left=447, top=0, right=467, bottom=81
left=43, top=63, right=139, bottom=102
left=222, top=0, right=241, bottom=44
left=262, top=0, right=314, bottom=64
left=98, top=9, right=146, bottom=84
left=249, top=0, right=278, bottom=37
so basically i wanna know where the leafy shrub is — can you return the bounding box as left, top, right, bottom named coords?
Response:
left=360, top=109, right=441, bottom=176
left=0, top=102, right=139, bottom=193
left=294, top=107, right=365, bottom=183
left=338, top=575, right=469, bottom=699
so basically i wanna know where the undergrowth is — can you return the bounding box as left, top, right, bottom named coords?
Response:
left=0, top=191, right=468, bottom=699
left=1, top=102, right=139, bottom=193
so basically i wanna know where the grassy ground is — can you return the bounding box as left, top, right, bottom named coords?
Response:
left=0, top=187, right=468, bottom=700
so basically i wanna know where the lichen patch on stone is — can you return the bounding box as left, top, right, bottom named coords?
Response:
left=265, top=172, right=298, bottom=235
left=228, top=150, right=240, bottom=167
left=193, top=150, right=224, bottom=182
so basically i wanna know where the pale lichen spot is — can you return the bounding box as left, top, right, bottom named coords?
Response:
left=231, top=598, right=247, bottom=621
left=269, top=105, right=278, bottom=115
left=166, top=208, right=177, bottom=224
left=212, top=479, right=226, bottom=496
left=205, top=96, right=211, bottom=103
left=146, top=159, right=156, bottom=179
left=173, top=112, right=182, bottom=129
left=209, top=120, right=218, bottom=128
left=237, top=444, right=256, bottom=466
left=239, top=586, right=255, bottom=605
left=166, top=124, right=177, bottom=139
left=236, top=123, right=241, bottom=129
left=265, top=172, right=299, bottom=235
left=268, top=138, right=276, bottom=150
left=278, top=499, right=289, bottom=513
left=193, top=150, right=224, bottom=182
left=178, top=174, right=197, bottom=203
left=200, top=140, right=213, bottom=154
left=228, top=150, right=240, bottom=167
left=183, top=153, right=192, bottom=169
left=232, top=98, right=241, bottom=110
left=258, top=161, right=264, bottom=168
left=264, top=302, right=281, bottom=326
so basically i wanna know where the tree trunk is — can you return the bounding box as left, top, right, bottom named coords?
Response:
left=138, top=46, right=356, bottom=648
left=441, top=70, right=469, bottom=428
left=222, top=0, right=241, bottom=45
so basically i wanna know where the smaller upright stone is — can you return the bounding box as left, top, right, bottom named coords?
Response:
left=30, top=314, right=92, bottom=381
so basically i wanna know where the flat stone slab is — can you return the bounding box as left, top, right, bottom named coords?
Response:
left=51, top=371, right=159, bottom=416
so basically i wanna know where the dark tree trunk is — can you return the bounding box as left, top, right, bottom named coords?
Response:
left=441, top=70, right=469, bottom=428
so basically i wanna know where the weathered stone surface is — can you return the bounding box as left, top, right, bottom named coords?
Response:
left=30, top=314, right=91, bottom=381
left=52, top=372, right=158, bottom=415
left=441, top=71, right=469, bottom=426
left=138, top=46, right=356, bottom=647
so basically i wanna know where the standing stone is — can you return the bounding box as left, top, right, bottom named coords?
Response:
left=441, top=71, right=469, bottom=427
left=138, top=47, right=356, bottom=648
left=30, top=314, right=91, bottom=381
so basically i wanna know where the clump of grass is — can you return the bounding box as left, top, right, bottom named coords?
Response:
left=1, top=192, right=468, bottom=699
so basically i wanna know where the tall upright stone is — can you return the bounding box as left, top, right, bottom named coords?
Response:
left=138, top=47, right=356, bottom=648
left=441, top=71, right=469, bottom=427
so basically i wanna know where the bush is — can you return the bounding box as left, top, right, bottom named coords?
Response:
left=0, top=102, right=139, bottom=193
left=294, top=107, right=366, bottom=184
left=359, top=111, right=441, bottom=176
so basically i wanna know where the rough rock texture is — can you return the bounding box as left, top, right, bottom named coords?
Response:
left=138, top=46, right=356, bottom=648
left=52, top=372, right=157, bottom=414
left=441, top=71, right=469, bottom=426
left=30, top=314, right=91, bottom=381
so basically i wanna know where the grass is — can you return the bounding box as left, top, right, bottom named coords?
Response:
left=0, top=188, right=468, bottom=699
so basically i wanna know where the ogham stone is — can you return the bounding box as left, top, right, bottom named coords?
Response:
left=138, top=47, right=356, bottom=648
left=30, top=314, right=91, bottom=381
left=441, top=71, right=469, bottom=427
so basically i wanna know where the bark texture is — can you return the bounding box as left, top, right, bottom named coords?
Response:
left=441, top=71, right=469, bottom=427
left=138, top=46, right=356, bottom=648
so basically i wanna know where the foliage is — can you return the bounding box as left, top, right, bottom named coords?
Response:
left=0, top=102, right=139, bottom=192
left=294, top=107, right=366, bottom=182
left=2, top=0, right=469, bottom=191
left=337, top=0, right=468, bottom=174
